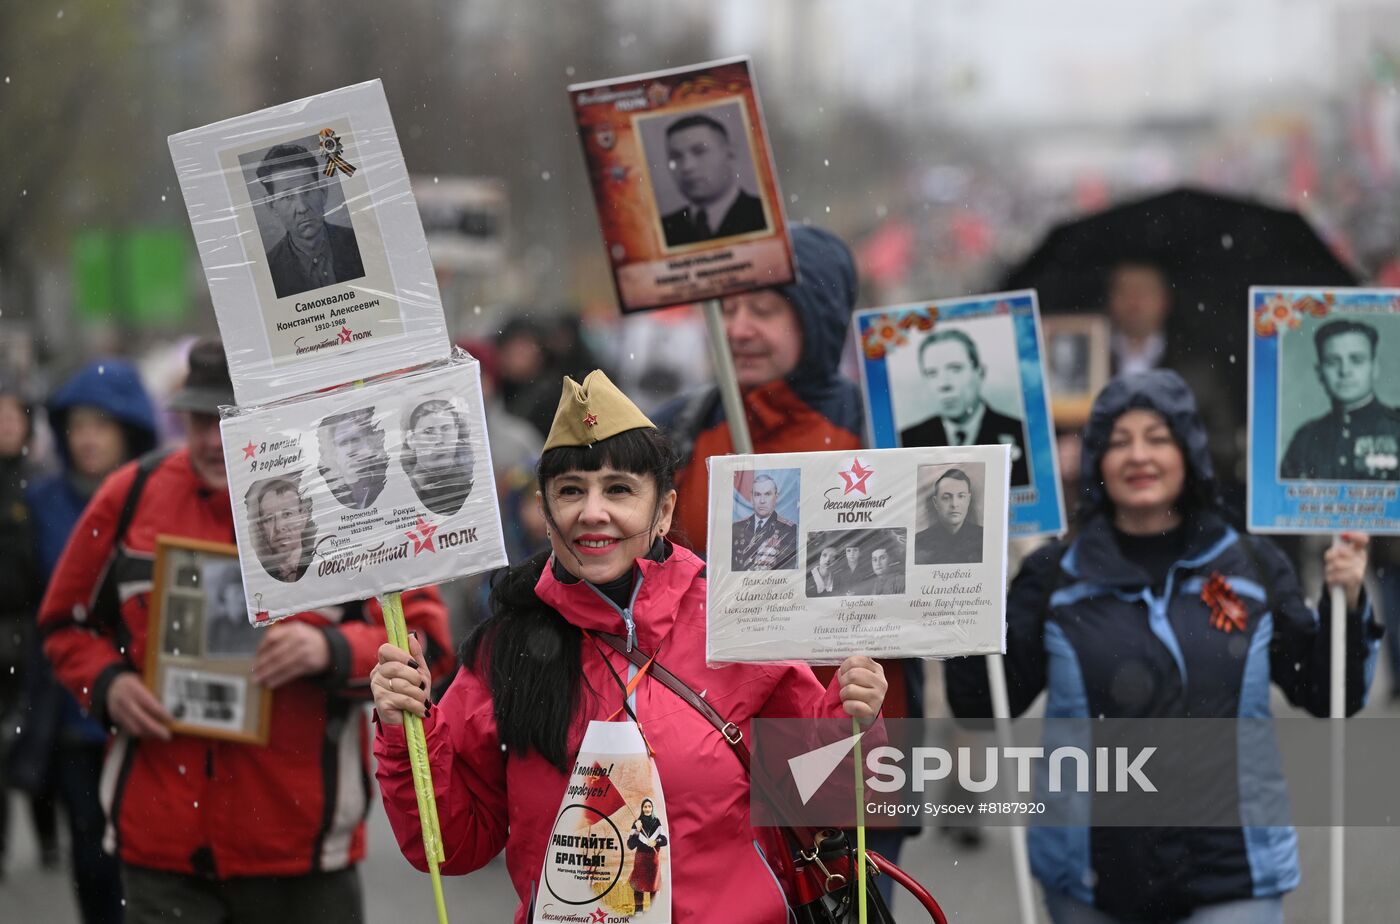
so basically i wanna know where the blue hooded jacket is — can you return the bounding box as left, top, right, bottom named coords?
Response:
left=21, top=358, right=156, bottom=752
left=947, top=370, right=1381, bottom=919
left=28, top=358, right=159, bottom=577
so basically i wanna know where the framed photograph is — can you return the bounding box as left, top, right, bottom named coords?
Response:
left=1041, top=314, right=1110, bottom=429
left=1248, top=287, right=1400, bottom=534
left=221, top=357, right=508, bottom=623
left=168, top=80, right=450, bottom=406
left=854, top=290, right=1066, bottom=538
left=706, top=445, right=1011, bottom=664
left=144, top=536, right=271, bottom=744
left=568, top=56, right=795, bottom=313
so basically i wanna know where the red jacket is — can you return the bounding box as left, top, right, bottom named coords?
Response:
left=670, top=380, right=862, bottom=556
left=376, top=544, right=846, bottom=922
left=39, top=449, right=451, bottom=877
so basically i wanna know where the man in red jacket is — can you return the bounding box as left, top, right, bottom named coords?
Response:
left=39, top=340, right=452, bottom=923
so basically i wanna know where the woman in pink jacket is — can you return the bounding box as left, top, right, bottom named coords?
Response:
left=372, top=371, right=886, bottom=922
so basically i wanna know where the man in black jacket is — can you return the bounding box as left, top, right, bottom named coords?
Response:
left=659, top=114, right=767, bottom=247
left=899, top=328, right=1030, bottom=486
left=256, top=143, right=365, bottom=299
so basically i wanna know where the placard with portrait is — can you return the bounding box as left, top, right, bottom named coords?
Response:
left=220, top=355, right=508, bottom=623
left=568, top=56, right=794, bottom=312
left=854, top=290, right=1065, bottom=539
left=169, top=80, right=450, bottom=406
left=1248, top=287, right=1400, bottom=534
left=706, top=445, right=1010, bottom=664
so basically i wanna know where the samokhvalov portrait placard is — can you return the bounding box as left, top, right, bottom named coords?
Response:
left=705, top=445, right=1010, bottom=665
left=169, top=80, right=450, bottom=406
left=220, top=356, right=507, bottom=623
left=855, top=290, right=1064, bottom=539
left=1248, top=287, right=1400, bottom=535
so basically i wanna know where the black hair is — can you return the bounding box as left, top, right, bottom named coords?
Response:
left=933, top=468, right=973, bottom=492
left=461, top=426, right=678, bottom=772
left=665, top=113, right=729, bottom=142
left=1314, top=319, right=1379, bottom=362
left=256, top=143, right=321, bottom=196
left=917, top=328, right=981, bottom=371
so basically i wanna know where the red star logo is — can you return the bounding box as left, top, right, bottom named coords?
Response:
left=242, top=441, right=257, bottom=460
left=838, top=457, right=874, bottom=495
left=588, top=910, right=608, bottom=924
left=583, top=413, right=599, bottom=428
left=339, top=326, right=353, bottom=344
left=406, top=516, right=438, bottom=556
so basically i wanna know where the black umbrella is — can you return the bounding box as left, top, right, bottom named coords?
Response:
left=1002, top=185, right=1359, bottom=502
left=1003, top=185, right=1359, bottom=366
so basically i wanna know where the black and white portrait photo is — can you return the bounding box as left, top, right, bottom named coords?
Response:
left=895, top=325, right=1031, bottom=487
left=401, top=398, right=476, bottom=517
left=914, top=463, right=986, bottom=566
left=238, top=136, right=366, bottom=300
left=639, top=101, right=769, bottom=249
left=202, top=560, right=259, bottom=658
left=731, top=469, right=799, bottom=572
left=805, top=528, right=907, bottom=597
left=1279, top=316, right=1400, bottom=482
left=245, top=474, right=316, bottom=582
left=317, top=407, right=389, bottom=510
left=161, top=595, right=202, bottom=657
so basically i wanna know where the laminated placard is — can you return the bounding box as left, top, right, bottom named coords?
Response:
left=568, top=56, right=794, bottom=312
left=1248, top=286, right=1400, bottom=534
left=170, top=80, right=450, bottom=406
left=855, top=290, right=1065, bottom=538
left=706, top=446, right=1010, bottom=664
left=220, top=357, right=507, bottom=622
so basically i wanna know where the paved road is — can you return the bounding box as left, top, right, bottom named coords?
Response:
left=6, top=688, right=1399, bottom=921
left=6, top=791, right=1400, bottom=921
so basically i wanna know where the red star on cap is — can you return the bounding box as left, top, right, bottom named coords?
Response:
left=339, top=326, right=353, bottom=344
left=838, top=457, right=874, bottom=495
left=583, top=413, right=599, bottom=427
left=242, top=441, right=257, bottom=460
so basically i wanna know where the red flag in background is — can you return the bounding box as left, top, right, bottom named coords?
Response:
left=581, top=762, right=628, bottom=821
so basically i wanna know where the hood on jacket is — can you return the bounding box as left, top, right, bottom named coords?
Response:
left=779, top=224, right=859, bottom=395
left=1079, top=368, right=1215, bottom=517
left=47, top=358, right=159, bottom=470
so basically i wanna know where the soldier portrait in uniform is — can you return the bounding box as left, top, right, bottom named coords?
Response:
left=914, top=463, right=986, bottom=565
left=898, top=328, right=1031, bottom=487
left=731, top=470, right=799, bottom=572
left=242, top=138, right=366, bottom=300
left=1280, top=317, right=1400, bottom=481
left=639, top=102, right=770, bottom=249
left=867, top=545, right=906, bottom=595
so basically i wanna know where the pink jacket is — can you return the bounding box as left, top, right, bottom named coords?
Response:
left=375, top=544, right=844, bottom=921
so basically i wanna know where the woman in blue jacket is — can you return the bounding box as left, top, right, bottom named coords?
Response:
left=16, top=358, right=156, bottom=924
left=947, top=369, right=1377, bottom=924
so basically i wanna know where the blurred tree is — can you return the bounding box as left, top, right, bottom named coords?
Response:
left=0, top=1, right=141, bottom=333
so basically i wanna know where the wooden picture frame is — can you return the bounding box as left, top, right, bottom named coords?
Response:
left=144, top=535, right=272, bottom=745
left=1041, top=314, right=1111, bottom=429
